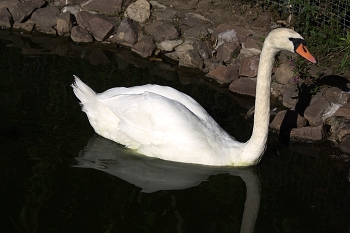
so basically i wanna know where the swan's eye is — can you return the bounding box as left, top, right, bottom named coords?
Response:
left=289, top=38, right=307, bottom=51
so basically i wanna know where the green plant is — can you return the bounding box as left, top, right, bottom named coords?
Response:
left=337, top=31, right=350, bottom=70
left=268, top=0, right=350, bottom=74
left=289, top=56, right=321, bottom=96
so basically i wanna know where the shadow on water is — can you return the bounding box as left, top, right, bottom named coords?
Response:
left=0, top=30, right=350, bottom=233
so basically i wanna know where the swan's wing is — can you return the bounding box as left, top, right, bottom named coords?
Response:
left=103, top=92, right=224, bottom=159
left=99, top=85, right=211, bottom=122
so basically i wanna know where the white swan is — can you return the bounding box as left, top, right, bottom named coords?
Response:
left=72, top=28, right=316, bottom=167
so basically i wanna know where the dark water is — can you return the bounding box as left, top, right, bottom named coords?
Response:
left=0, top=33, right=349, bottom=233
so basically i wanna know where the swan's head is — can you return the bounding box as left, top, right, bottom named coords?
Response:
left=265, top=28, right=316, bottom=63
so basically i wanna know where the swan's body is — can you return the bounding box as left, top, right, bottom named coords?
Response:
left=72, top=28, right=316, bottom=167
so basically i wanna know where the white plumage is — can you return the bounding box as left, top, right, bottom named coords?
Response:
left=72, top=28, right=316, bottom=166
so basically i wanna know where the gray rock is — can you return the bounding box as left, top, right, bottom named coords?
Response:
left=175, top=41, right=193, bottom=52
left=179, top=50, right=203, bottom=69
left=194, top=40, right=212, bottom=59
left=151, top=8, right=176, bottom=21
left=239, top=54, right=260, bottom=77
left=0, top=7, right=13, bottom=28
left=229, top=77, right=256, bottom=97
left=271, top=82, right=284, bottom=98
left=164, top=50, right=182, bottom=61
left=289, top=124, right=327, bottom=142
left=89, top=17, right=114, bottom=41
left=13, top=20, right=35, bottom=32
left=156, top=39, right=183, bottom=52
left=334, top=103, right=350, bottom=120
left=274, top=62, right=294, bottom=85
left=62, top=5, right=82, bottom=16
left=183, top=24, right=208, bottom=41
left=115, top=17, right=138, bottom=46
left=126, top=0, right=150, bottom=23
left=216, top=41, right=240, bottom=63
left=340, top=135, right=350, bottom=154
left=325, top=86, right=350, bottom=105
left=144, top=21, right=179, bottom=42
left=9, top=0, right=45, bottom=23
left=304, top=98, right=331, bottom=125
left=132, top=35, right=155, bottom=58
left=55, top=0, right=85, bottom=6
left=212, top=24, right=251, bottom=43
left=57, top=11, right=73, bottom=36
left=71, top=25, right=93, bottom=42
left=81, top=0, right=123, bottom=15
left=270, top=110, right=308, bottom=133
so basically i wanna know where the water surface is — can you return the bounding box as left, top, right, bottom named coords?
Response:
left=0, top=33, right=349, bottom=233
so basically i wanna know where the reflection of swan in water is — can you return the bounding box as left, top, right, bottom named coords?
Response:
left=75, top=135, right=261, bottom=233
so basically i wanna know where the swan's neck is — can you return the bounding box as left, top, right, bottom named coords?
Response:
left=239, top=45, right=277, bottom=165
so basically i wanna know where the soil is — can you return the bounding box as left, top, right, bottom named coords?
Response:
left=156, top=0, right=277, bottom=36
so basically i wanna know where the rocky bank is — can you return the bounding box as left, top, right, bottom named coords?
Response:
left=0, top=0, right=350, bottom=160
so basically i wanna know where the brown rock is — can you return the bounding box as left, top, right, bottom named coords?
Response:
left=203, top=58, right=223, bottom=71
left=89, top=17, right=114, bottom=41
left=145, top=21, right=179, bottom=42
left=289, top=124, right=327, bottom=142
left=334, top=103, right=350, bottom=120
left=229, top=77, right=256, bottom=97
left=179, top=50, right=203, bottom=69
left=274, top=62, right=294, bottom=85
left=270, top=110, right=308, bottom=133
left=0, top=7, right=13, bottom=28
left=57, top=11, right=73, bottom=36
left=115, top=17, right=138, bottom=46
left=9, top=0, right=45, bottom=23
left=282, top=84, right=298, bottom=108
left=340, top=135, right=350, bottom=154
left=131, top=35, right=155, bottom=58
left=178, top=12, right=206, bottom=27
left=31, top=6, right=60, bottom=28
left=245, top=36, right=262, bottom=50
left=205, top=64, right=239, bottom=85
left=216, top=41, right=240, bottom=63
left=183, top=24, right=208, bottom=40
left=239, top=54, right=260, bottom=78
left=304, top=98, right=331, bottom=125
left=13, top=20, right=35, bottom=32
left=76, top=11, right=95, bottom=29
left=70, top=26, right=93, bottom=42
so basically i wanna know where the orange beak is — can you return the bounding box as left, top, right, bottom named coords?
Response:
left=295, top=44, right=317, bottom=63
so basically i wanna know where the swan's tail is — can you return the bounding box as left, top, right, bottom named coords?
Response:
left=71, top=75, right=97, bottom=104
